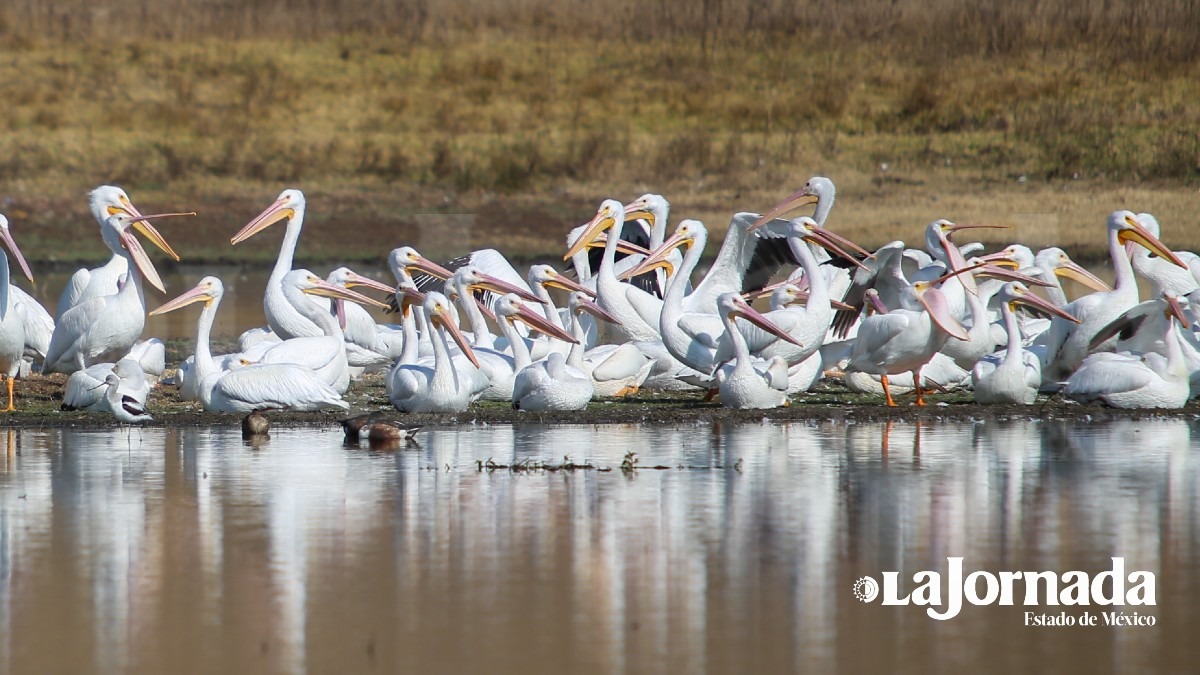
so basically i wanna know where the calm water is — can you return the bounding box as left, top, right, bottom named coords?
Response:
left=0, top=419, right=1196, bottom=674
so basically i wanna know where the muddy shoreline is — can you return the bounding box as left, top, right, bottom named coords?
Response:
left=6, top=373, right=1196, bottom=430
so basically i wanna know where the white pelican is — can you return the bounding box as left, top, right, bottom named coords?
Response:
left=751, top=176, right=837, bottom=230
left=1064, top=297, right=1191, bottom=409
left=386, top=292, right=482, bottom=413
left=43, top=212, right=187, bottom=374
left=464, top=293, right=577, bottom=402
left=972, top=282, right=1081, bottom=404
left=1042, top=211, right=1188, bottom=381
left=96, top=372, right=153, bottom=424
left=527, top=263, right=594, bottom=332
left=324, top=267, right=405, bottom=371
left=253, top=269, right=391, bottom=394
left=445, top=265, right=544, bottom=352
left=150, top=277, right=350, bottom=412
left=713, top=293, right=799, bottom=409
left=1130, top=213, right=1200, bottom=298
left=512, top=350, right=593, bottom=412
left=230, top=189, right=330, bottom=340
left=0, top=214, right=35, bottom=410
left=62, top=358, right=151, bottom=411
left=846, top=276, right=971, bottom=406
left=1025, top=247, right=1111, bottom=307
left=55, top=185, right=180, bottom=319
left=564, top=291, right=650, bottom=397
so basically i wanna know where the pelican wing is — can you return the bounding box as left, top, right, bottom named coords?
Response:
left=43, top=296, right=109, bottom=371
left=588, top=344, right=648, bottom=382
left=11, top=286, right=53, bottom=358
left=55, top=267, right=91, bottom=318
left=850, top=313, right=912, bottom=368
left=215, top=364, right=347, bottom=411
left=1064, top=353, right=1154, bottom=399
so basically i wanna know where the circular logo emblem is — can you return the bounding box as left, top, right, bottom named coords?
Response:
left=852, top=576, right=879, bottom=603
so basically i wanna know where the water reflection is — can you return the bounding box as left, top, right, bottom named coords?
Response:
left=0, top=420, right=1196, bottom=673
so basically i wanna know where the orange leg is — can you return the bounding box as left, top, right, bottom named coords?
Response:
left=881, top=374, right=897, bottom=407
left=913, top=370, right=926, bottom=407
left=4, top=376, right=13, bottom=413
left=703, top=388, right=719, bottom=402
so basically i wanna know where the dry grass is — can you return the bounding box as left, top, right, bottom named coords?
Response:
left=0, top=1, right=1199, bottom=264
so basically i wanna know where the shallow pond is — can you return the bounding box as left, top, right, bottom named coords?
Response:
left=0, top=418, right=1196, bottom=673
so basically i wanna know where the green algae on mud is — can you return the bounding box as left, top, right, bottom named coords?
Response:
left=5, top=372, right=1199, bottom=430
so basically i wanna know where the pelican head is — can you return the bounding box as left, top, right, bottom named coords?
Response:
left=625, top=219, right=705, bottom=279
left=997, top=281, right=1081, bottom=323
left=105, top=211, right=193, bottom=293
left=288, top=269, right=390, bottom=309
left=231, top=188, right=306, bottom=245
left=622, top=193, right=669, bottom=230
left=150, top=276, right=224, bottom=315
left=567, top=290, right=621, bottom=325
left=494, top=293, right=578, bottom=344
left=977, top=244, right=1035, bottom=270
left=0, top=214, right=34, bottom=282
left=1034, top=247, right=1111, bottom=292
left=388, top=246, right=455, bottom=281
left=89, top=185, right=181, bottom=262
left=1111, top=210, right=1187, bottom=268
left=528, top=264, right=594, bottom=297
left=750, top=176, right=833, bottom=229
left=425, top=291, right=479, bottom=368
left=452, top=265, right=542, bottom=303
left=911, top=281, right=970, bottom=341
left=326, top=267, right=396, bottom=295
left=563, top=199, right=622, bottom=261
left=718, top=292, right=804, bottom=348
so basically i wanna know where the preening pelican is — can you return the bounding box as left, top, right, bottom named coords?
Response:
left=55, top=185, right=180, bottom=319
left=1043, top=211, right=1188, bottom=381
left=386, top=292, right=482, bottom=413
left=1064, top=297, right=1192, bottom=409
left=150, top=276, right=350, bottom=412
left=0, top=214, right=35, bottom=410
left=713, top=293, right=798, bottom=409
left=43, top=212, right=188, bottom=374
left=62, top=358, right=151, bottom=411
left=972, top=282, right=1081, bottom=404
left=846, top=277, right=970, bottom=407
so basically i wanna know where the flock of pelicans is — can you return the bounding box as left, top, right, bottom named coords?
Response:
left=0, top=178, right=1198, bottom=425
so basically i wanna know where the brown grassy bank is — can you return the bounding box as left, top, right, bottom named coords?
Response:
left=0, top=0, right=1198, bottom=265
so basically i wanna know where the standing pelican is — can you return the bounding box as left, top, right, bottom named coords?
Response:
left=846, top=277, right=971, bottom=407
left=56, top=185, right=180, bottom=318
left=43, top=212, right=188, bottom=374
left=972, top=283, right=1081, bottom=404
left=1064, top=298, right=1191, bottom=409
left=713, top=293, right=800, bottom=409
left=0, top=214, right=35, bottom=410
left=387, top=292, right=481, bottom=413
left=229, top=189, right=322, bottom=340
left=1043, top=211, right=1188, bottom=381
left=150, top=277, right=350, bottom=412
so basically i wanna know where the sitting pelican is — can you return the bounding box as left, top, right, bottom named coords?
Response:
left=1064, top=297, right=1191, bottom=409
left=324, top=267, right=405, bottom=371
left=565, top=291, right=651, bottom=397
left=150, top=277, right=350, bottom=412
left=43, top=212, right=190, bottom=374
left=464, top=293, right=577, bottom=402
left=1043, top=211, right=1187, bottom=381
left=512, top=350, right=593, bottom=412
left=972, top=282, right=1081, bottom=404
left=0, top=214, right=35, bottom=410
left=386, top=292, right=481, bottom=413
left=713, top=293, right=801, bottom=409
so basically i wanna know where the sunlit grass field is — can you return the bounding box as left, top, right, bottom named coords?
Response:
left=1, top=0, right=1198, bottom=265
